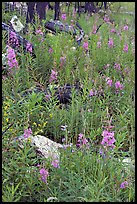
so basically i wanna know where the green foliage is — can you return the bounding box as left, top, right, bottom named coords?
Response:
left=2, top=2, right=135, bottom=202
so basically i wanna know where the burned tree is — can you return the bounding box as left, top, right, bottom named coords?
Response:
left=54, top=2, right=60, bottom=20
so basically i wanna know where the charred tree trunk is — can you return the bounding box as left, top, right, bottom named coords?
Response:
left=26, top=2, right=35, bottom=24
left=77, top=2, right=80, bottom=17
left=54, top=2, right=60, bottom=20
left=104, top=2, right=107, bottom=10
left=36, top=2, right=48, bottom=21
left=26, top=2, right=48, bottom=24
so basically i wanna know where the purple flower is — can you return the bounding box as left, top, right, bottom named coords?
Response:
left=115, top=81, right=123, bottom=90
left=49, top=70, right=58, bottom=83
left=110, top=28, right=116, bottom=33
left=108, top=38, right=114, bottom=48
left=114, top=63, right=121, bottom=71
left=123, top=25, right=128, bottom=31
left=9, top=31, right=19, bottom=46
left=36, top=29, right=43, bottom=36
left=97, top=41, right=101, bottom=48
left=83, top=41, right=88, bottom=50
left=45, top=94, right=51, bottom=101
left=51, top=159, right=60, bottom=168
left=123, top=44, right=128, bottom=52
left=104, top=15, right=110, bottom=23
left=78, top=133, right=84, bottom=139
left=89, top=89, right=94, bottom=96
left=77, top=133, right=89, bottom=149
left=61, top=137, right=66, bottom=142
left=101, top=130, right=116, bottom=149
left=61, top=13, right=66, bottom=21
left=39, top=168, right=49, bottom=183
left=26, top=43, right=32, bottom=53
left=106, top=79, right=113, bottom=87
left=120, top=181, right=128, bottom=189
left=48, top=48, right=53, bottom=53
left=24, top=128, right=32, bottom=138
left=7, top=46, right=18, bottom=69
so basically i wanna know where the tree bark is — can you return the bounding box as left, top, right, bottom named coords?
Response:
left=54, top=2, right=60, bottom=20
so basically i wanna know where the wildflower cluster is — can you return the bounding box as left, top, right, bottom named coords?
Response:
left=51, top=159, right=60, bottom=168
left=76, top=133, right=89, bottom=149
left=8, top=31, right=19, bottom=48
left=61, top=13, right=66, bottom=21
left=39, top=168, right=49, bottom=183
left=49, top=70, right=58, bottom=83
left=101, top=130, right=116, bottom=149
left=7, top=46, right=18, bottom=70
left=24, top=128, right=32, bottom=138
left=26, top=43, right=32, bottom=53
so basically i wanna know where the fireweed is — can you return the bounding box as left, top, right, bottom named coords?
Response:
left=101, top=130, right=116, bottom=150
left=39, top=168, right=49, bottom=183
left=76, top=133, right=90, bottom=149
left=49, top=70, right=58, bottom=83
left=26, top=42, right=32, bottom=53
left=61, top=13, right=66, bottom=21
left=7, top=46, right=18, bottom=72
left=23, top=128, right=32, bottom=138
left=108, top=38, right=114, bottom=48
left=8, top=31, right=19, bottom=48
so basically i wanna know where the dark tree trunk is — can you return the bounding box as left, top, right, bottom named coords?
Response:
left=104, top=2, right=107, bottom=10
left=85, top=2, right=88, bottom=13
left=26, top=2, right=48, bottom=24
left=74, top=2, right=77, bottom=11
left=26, top=2, right=36, bottom=24
left=36, top=2, right=48, bottom=21
left=54, top=2, right=60, bottom=20
left=77, top=2, right=80, bottom=17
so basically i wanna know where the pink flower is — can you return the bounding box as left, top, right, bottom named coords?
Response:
left=51, top=159, right=60, bottom=168
left=9, top=31, right=19, bottom=46
left=48, top=48, right=53, bottom=53
left=61, top=13, right=66, bottom=21
left=101, top=130, right=116, bottom=149
left=110, top=28, right=116, bottom=33
left=106, top=79, right=113, bottom=87
left=83, top=41, right=88, bottom=50
left=97, top=41, right=101, bottom=48
left=89, top=89, right=94, bottom=96
left=45, top=94, right=51, bottom=101
left=49, top=70, right=58, bottom=83
left=77, top=133, right=89, bottom=149
left=39, top=168, right=49, bottom=183
left=120, top=181, right=128, bottom=189
left=123, top=25, right=128, bottom=31
left=108, top=38, right=114, bottom=48
left=7, top=46, right=18, bottom=69
left=104, top=15, right=110, bottom=23
left=26, top=43, right=32, bottom=53
left=79, top=133, right=84, bottom=139
left=82, top=137, right=88, bottom=145
left=36, top=29, right=43, bottom=36
left=123, top=44, right=128, bottom=52
left=114, top=63, right=121, bottom=71
left=115, top=81, right=123, bottom=90
left=24, top=128, right=32, bottom=138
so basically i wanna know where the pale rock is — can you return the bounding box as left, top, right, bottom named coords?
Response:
left=13, top=135, right=63, bottom=160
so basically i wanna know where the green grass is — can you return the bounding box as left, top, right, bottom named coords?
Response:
left=2, top=2, right=135, bottom=202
